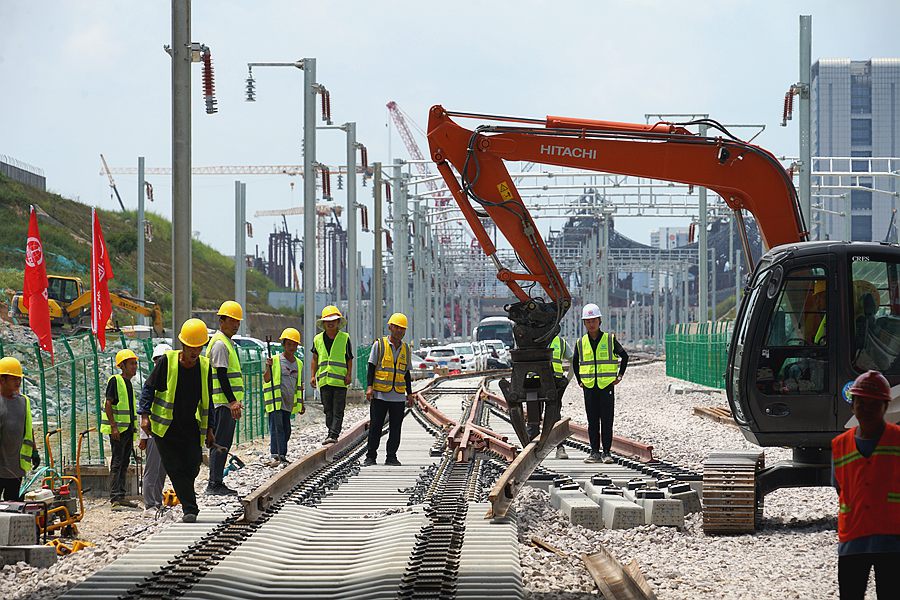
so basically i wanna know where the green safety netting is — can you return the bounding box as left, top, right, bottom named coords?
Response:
left=665, top=321, right=733, bottom=389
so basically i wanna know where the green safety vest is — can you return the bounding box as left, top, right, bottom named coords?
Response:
left=100, top=374, right=137, bottom=434
left=262, top=353, right=303, bottom=414
left=373, top=337, right=409, bottom=394
left=314, top=331, right=350, bottom=388
left=550, top=336, right=567, bottom=376
left=578, top=333, right=619, bottom=389
left=19, top=394, right=35, bottom=473
left=206, top=332, right=245, bottom=406
left=149, top=351, right=211, bottom=445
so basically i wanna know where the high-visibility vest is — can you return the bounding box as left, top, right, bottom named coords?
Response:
left=100, top=374, right=137, bottom=434
left=832, top=422, right=900, bottom=543
left=149, top=351, right=211, bottom=446
left=550, top=336, right=567, bottom=376
left=314, top=331, right=350, bottom=388
left=578, top=333, right=618, bottom=389
left=206, top=332, right=244, bottom=406
left=262, top=353, right=303, bottom=414
left=373, top=337, right=409, bottom=394
left=19, top=394, right=35, bottom=472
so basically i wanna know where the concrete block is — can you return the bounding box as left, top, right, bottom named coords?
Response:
left=595, top=495, right=644, bottom=529
left=23, top=545, right=57, bottom=568
left=549, top=488, right=583, bottom=510
left=557, top=494, right=603, bottom=530
left=65, top=465, right=139, bottom=498
left=0, top=513, right=36, bottom=546
left=0, top=546, right=26, bottom=566
left=638, top=498, right=684, bottom=527
left=667, top=488, right=702, bottom=514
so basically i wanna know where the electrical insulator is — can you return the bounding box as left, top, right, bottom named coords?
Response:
left=361, top=206, right=369, bottom=231
left=144, top=221, right=153, bottom=243
left=359, top=145, right=369, bottom=173
left=337, top=174, right=343, bottom=190
left=145, top=181, right=154, bottom=202
left=201, top=47, right=218, bottom=114
left=246, top=222, right=253, bottom=238
left=385, top=181, right=392, bottom=203
left=245, top=68, right=256, bottom=102
left=386, top=231, right=393, bottom=251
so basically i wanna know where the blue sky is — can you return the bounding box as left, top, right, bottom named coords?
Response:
left=2, top=0, right=898, bottom=263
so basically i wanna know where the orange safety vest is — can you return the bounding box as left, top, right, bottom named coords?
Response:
left=831, top=422, right=900, bottom=543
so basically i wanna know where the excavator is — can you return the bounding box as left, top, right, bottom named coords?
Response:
left=8, top=275, right=165, bottom=336
left=427, top=106, right=900, bottom=532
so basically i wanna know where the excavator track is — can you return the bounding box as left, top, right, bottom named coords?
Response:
left=701, top=451, right=765, bottom=534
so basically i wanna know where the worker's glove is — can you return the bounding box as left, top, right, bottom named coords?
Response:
left=31, top=450, right=41, bottom=470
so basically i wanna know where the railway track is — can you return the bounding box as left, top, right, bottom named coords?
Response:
left=62, top=371, right=699, bottom=599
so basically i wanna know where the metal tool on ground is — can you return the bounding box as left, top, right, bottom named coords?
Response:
left=162, top=489, right=179, bottom=507
left=223, top=454, right=246, bottom=478
left=46, top=538, right=94, bottom=556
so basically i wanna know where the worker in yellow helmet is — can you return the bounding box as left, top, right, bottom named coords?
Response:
left=0, top=357, right=39, bottom=502
left=311, top=306, right=353, bottom=445
left=139, top=319, right=216, bottom=523
left=103, top=349, right=140, bottom=510
left=262, top=327, right=304, bottom=466
left=204, top=300, right=244, bottom=496
left=363, top=313, right=414, bottom=466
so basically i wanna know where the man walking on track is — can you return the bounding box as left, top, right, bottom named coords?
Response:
left=140, top=319, right=215, bottom=523
left=573, top=303, right=628, bottom=464
left=205, top=300, right=245, bottom=496
left=364, top=313, right=414, bottom=466
left=139, top=343, right=171, bottom=511
left=310, top=306, right=353, bottom=445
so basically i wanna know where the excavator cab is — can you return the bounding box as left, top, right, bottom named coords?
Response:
left=711, top=241, right=900, bottom=531
left=47, top=276, right=84, bottom=305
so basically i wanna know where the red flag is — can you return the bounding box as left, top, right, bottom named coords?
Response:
left=23, top=206, right=53, bottom=359
left=91, top=209, right=114, bottom=350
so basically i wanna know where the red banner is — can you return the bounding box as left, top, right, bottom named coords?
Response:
left=23, top=206, right=53, bottom=359
left=90, top=209, right=114, bottom=350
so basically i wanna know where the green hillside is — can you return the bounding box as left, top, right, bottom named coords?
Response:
left=0, top=174, right=286, bottom=327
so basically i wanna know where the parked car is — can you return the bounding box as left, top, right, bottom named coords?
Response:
left=423, top=346, right=462, bottom=371
left=409, top=351, right=429, bottom=370
left=449, top=342, right=478, bottom=372
left=474, top=341, right=490, bottom=370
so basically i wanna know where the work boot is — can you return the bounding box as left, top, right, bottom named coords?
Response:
left=112, top=499, right=140, bottom=511
left=322, top=437, right=337, bottom=446
left=583, top=452, right=603, bottom=464
left=362, top=456, right=377, bottom=467
left=205, top=483, right=238, bottom=496
left=182, top=512, right=198, bottom=523
left=555, top=446, right=569, bottom=460
left=385, top=456, right=402, bottom=466
left=602, top=452, right=615, bottom=464
left=265, top=457, right=281, bottom=467
left=279, top=455, right=289, bottom=464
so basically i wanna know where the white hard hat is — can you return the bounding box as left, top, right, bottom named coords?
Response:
left=152, top=343, right=173, bottom=360
left=581, top=303, right=602, bottom=320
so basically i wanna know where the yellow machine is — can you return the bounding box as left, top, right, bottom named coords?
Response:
left=8, top=275, right=164, bottom=336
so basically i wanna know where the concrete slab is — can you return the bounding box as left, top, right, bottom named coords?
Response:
left=0, top=513, right=36, bottom=545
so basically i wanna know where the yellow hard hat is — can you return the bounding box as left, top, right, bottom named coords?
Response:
left=280, top=327, right=301, bottom=344
left=388, top=313, right=408, bottom=328
left=179, top=318, right=211, bottom=348
left=115, top=349, right=138, bottom=366
left=217, top=300, right=244, bottom=321
left=320, top=305, right=343, bottom=321
left=0, top=356, right=24, bottom=378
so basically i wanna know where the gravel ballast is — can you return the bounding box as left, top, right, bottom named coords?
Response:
left=515, top=361, right=870, bottom=599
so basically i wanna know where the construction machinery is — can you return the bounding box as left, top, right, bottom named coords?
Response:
left=427, top=106, right=900, bottom=532
left=8, top=275, right=165, bottom=336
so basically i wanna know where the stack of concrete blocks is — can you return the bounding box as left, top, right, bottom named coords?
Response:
left=548, top=478, right=604, bottom=531
left=0, top=513, right=56, bottom=568
left=582, top=478, right=645, bottom=529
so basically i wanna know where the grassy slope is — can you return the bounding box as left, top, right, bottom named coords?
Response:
left=0, top=174, right=285, bottom=325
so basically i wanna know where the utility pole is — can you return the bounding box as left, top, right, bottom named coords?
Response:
left=345, top=123, right=358, bottom=351
left=137, top=156, right=146, bottom=311
left=171, top=0, right=191, bottom=337
left=373, top=163, right=384, bottom=337
left=799, top=15, right=812, bottom=229
left=234, top=181, right=247, bottom=335
left=301, top=59, right=317, bottom=397
left=391, top=160, right=405, bottom=319
left=698, top=122, right=709, bottom=322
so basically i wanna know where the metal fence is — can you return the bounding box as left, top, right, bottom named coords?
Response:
left=0, top=334, right=372, bottom=471
left=0, top=154, right=46, bottom=191
left=665, top=321, right=733, bottom=389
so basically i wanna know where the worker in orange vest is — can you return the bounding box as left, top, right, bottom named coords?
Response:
left=831, top=370, right=900, bottom=599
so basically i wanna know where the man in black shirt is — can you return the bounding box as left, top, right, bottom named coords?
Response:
left=139, top=319, right=215, bottom=523
left=573, top=303, right=628, bottom=464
